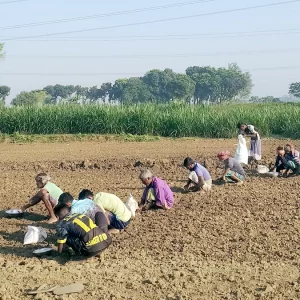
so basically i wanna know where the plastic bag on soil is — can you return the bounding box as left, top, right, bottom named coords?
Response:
left=125, top=194, right=138, bottom=218
left=23, top=226, right=47, bottom=245
left=234, top=134, right=248, bottom=165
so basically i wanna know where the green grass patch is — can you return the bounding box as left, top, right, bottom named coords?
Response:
left=0, top=103, right=300, bottom=139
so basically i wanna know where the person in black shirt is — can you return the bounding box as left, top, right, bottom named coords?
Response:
left=270, top=146, right=289, bottom=174
left=54, top=205, right=112, bottom=257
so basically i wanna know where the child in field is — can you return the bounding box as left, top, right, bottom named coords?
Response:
left=183, top=157, right=212, bottom=193
left=217, top=151, right=245, bottom=185
left=139, top=169, right=174, bottom=211
left=54, top=205, right=112, bottom=257
left=78, top=189, right=132, bottom=233
left=21, top=173, right=63, bottom=223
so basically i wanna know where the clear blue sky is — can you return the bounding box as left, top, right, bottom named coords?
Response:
left=1, top=0, right=300, bottom=103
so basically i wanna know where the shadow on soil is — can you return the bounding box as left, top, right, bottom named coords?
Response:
left=0, top=210, right=48, bottom=222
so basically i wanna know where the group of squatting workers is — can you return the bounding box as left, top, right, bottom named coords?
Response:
left=19, top=122, right=299, bottom=258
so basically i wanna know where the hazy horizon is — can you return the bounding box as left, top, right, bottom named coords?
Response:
left=1, top=0, right=300, bottom=104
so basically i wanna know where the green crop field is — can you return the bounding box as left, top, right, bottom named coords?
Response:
left=0, top=103, right=299, bottom=139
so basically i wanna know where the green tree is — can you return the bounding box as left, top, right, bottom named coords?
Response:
left=142, top=69, right=177, bottom=103
left=221, top=63, right=252, bottom=101
left=111, top=79, right=128, bottom=103
left=167, top=73, right=195, bottom=102
left=289, top=82, right=300, bottom=99
left=122, top=77, right=152, bottom=104
left=100, top=82, right=112, bottom=102
left=43, top=85, right=76, bottom=104
left=11, top=90, right=49, bottom=106
left=85, top=83, right=112, bottom=103
left=186, top=66, right=219, bottom=103
left=0, top=85, right=10, bottom=106
left=186, top=63, right=252, bottom=103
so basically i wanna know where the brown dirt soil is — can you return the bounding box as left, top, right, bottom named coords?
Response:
left=0, top=138, right=300, bottom=300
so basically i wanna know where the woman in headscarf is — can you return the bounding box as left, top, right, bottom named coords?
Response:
left=217, top=151, right=245, bottom=185
left=237, top=123, right=261, bottom=161
left=21, top=173, right=63, bottom=223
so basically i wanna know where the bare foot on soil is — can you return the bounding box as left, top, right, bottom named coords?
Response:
left=108, top=228, right=121, bottom=234
left=47, top=217, right=58, bottom=224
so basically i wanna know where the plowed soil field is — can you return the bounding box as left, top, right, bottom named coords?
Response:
left=0, top=138, right=300, bottom=300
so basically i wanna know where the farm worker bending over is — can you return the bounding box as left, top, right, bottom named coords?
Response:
left=78, top=189, right=132, bottom=233
left=217, top=151, right=245, bottom=185
left=57, top=192, right=108, bottom=232
left=21, top=173, right=63, bottom=224
left=237, top=122, right=261, bottom=161
left=54, top=205, right=112, bottom=257
left=183, top=157, right=212, bottom=193
left=139, top=169, right=174, bottom=211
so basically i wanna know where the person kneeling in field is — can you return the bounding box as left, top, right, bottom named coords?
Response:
left=270, top=146, right=299, bottom=177
left=54, top=205, right=112, bottom=257
left=183, top=157, right=212, bottom=193
left=139, top=169, right=174, bottom=211
left=21, top=173, right=63, bottom=224
left=284, top=144, right=300, bottom=176
left=78, top=189, right=132, bottom=234
left=58, top=192, right=108, bottom=232
left=217, top=151, right=245, bottom=185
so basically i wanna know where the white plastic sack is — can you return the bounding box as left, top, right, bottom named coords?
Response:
left=234, top=134, right=248, bottom=165
left=189, top=171, right=198, bottom=183
left=257, top=165, right=269, bottom=174
left=23, top=226, right=47, bottom=245
left=125, top=194, right=138, bottom=218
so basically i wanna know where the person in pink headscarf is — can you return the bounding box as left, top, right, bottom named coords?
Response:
left=217, top=151, right=245, bottom=185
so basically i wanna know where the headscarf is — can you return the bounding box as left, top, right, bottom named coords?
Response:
left=247, top=125, right=257, bottom=134
left=217, top=151, right=230, bottom=160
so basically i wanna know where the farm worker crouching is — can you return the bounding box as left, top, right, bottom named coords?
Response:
left=78, top=189, right=132, bottom=234
left=183, top=157, right=212, bottom=193
left=57, top=192, right=108, bottom=232
left=139, top=169, right=174, bottom=211
left=284, top=144, right=300, bottom=176
left=270, top=146, right=299, bottom=177
left=237, top=122, right=261, bottom=161
left=217, top=151, right=245, bottom=185
left=21, top=173, right=63, bottom=224
left=54, top=205, right=112, bottom=257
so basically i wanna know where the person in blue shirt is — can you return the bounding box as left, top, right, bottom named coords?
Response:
left=183, top=157, right=212, bottom=193
left=57, top=192, right=108, bottom=232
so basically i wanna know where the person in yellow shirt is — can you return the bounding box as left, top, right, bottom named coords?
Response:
left=78, top=189, right=132, bottom=233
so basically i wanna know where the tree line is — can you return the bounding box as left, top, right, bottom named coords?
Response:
left=0, top=42, right=299, bottom=106
left=1, top=63, right=256, bottom=106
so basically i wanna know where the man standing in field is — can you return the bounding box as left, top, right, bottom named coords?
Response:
left=78, top=189, right=132, bottom=233
left=22, top=173, right=63, bottom=223
left=183, top=157, right=212, bottom=193
left=139, top=169, right=174, bottom=211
